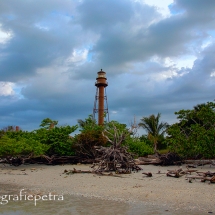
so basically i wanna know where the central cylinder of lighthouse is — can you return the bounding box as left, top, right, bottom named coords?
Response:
left=95, top=69, right=108, bottom=125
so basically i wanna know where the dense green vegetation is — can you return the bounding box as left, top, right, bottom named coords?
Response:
left=166, top=102, right=215, bottom=159
left=0, top=135, right=49, bottom=158
left=0, top=100, right=215, bottom=160
left=125, top=137, right=154, bottom=157
left=0, top=118, right=78, bottom=158
left=74, top=115, right=153, bottom=158
left=74, top=115, right=108, bottom=158
left=138, top=113, right=169, bottom=152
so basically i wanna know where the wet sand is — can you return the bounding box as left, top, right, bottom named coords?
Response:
left=0, top=163, right=214, bottom=214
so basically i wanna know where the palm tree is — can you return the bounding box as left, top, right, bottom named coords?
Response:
left=138, top=113, right=169, bottom=152
left=77, top=115, right=97, bottom=131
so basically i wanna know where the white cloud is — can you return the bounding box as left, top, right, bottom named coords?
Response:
left=34, top=23, right=49, bottom=31
left=0, top=25, right=13, bottom=44
left=201, top=35, right=214, bottom=50
left=210, top=70, right=215, bottom=77
left=164, top=56, right=196, bottom=69
left=143, top=0, right=173, bottom=17
left=66, top=49, right=88, bottom=64
left=0, top=82, right=15, bottom=96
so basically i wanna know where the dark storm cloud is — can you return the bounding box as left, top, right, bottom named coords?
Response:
left=106, top=40, right=215, bottom=125
left=83, top=0, right=215, bottom=68
left=76, top=0, right=133, bottom=30
left=85, top=1, right=161, bottom=67
left=169, top=42, right=215, bottom=97
left=0, top=91, right=93, bottom=130
left=171, top=0, right=215, bottom=19
left=0, top=0, right=84, bottom=82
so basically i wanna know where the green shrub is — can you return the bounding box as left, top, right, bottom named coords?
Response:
left=34, top=125, right=78, bottom=156
left=125, top=138, right=154, bottom=157
left=167, top=102, right=215, bottom=159
left=0, top=136, right=50, bottom=158
left=2, top=123, right=78, bottom=156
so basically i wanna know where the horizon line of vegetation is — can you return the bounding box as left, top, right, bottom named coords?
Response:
left=0, top=100, right=215, bottom=161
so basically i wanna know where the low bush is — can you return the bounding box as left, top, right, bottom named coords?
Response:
left=0, top=136, right=50, bottom=158
left=125, top=138, right=154, bottom=157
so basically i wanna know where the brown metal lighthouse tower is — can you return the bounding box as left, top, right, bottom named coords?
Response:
left=93, top=69, right=109, bottom=125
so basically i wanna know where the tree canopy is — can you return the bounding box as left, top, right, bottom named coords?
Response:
left=138, top=113, right=169, bottom=152
left=166, top=102, right=215, bottom=158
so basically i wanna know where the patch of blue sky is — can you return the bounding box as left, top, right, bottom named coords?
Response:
left=200, top=33, right=215, bottom=50
left=87, top=52, right=93, bottom=62
left=50, top=10, right=73, bottom=20
left=13, top=84, right=25, bottom=99
left=34, top=11, right=73, bottom=30
left=2, top=14, right=16, bottom=21
left=64, top=13, right=74, bottom=19
left=207, top=30, right=215, bottom=38
left=86, top=44, right=94, bottom=62
left=168, top=3, right=185, bottom=15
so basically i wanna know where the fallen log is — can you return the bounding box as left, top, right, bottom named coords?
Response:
left=64, top=168, right=93, bottom=174
left=63, top=169, right=123, bottom=177
left=142, top=172, right=152, bottom=177
left=137, top=152, right=182, bottom=166
left=71, top=168, right=92, bottom=174
left=159, top=152, right=182, bottom=166
left=186, top=175, right=215, bottom=183
left=184, top=160, right=215, bottom=166
left=196, top=171, right=215, bottom=177
left=166, top=168, right=184, bottom=178
left=210, top=175, right=215, bottom=183
left=186, top=164, right=197, bottom=168
left=134, top=160, right=161, bottom=165
left=185, top=176, right=208, bottom=180
left=138, top=157, right=159, bottom=162
left=2, top=155, right=81, bottom=166
left=183, top=169, right=198, bottom=174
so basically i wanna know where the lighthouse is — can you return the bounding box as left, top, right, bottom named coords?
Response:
left=93, top=69, right=109, bottom=125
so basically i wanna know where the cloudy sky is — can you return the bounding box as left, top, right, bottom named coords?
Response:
left=0, top=0, right=215, bottom=133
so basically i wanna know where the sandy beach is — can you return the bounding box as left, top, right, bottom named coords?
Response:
left=0, top=163, right=215, bottom=214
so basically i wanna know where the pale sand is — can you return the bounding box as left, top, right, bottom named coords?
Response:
left=0, top=163, right=215, bottom=213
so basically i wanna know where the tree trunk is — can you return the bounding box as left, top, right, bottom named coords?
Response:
left=153, top=140, right=157, bottom=153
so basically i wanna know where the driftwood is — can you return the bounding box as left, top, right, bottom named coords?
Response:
left=196, top=171, right=215, bottom=177
left=166, top=168, right=184, bottom=178
left=93, top=145, right=141, bottom=173
left=3, top=154, right=35, bottom=166
left=159, top=153, right=182, bottom=165
left=186, top=164, right=197, bottom=168
left=142, top=172, right=152, bottom=177
left=184, top=160, right=215, bottom=166
left=136, top=155, right=215, bottom=167
left=136, top=157, right=161, bottom=165
left=136, top=154, right=215, bottom=167
left=186, top=175, right=215, bottom=183
left=63, top=168, right=123, bottom=177
left=166, top=167, right=215, bottom=184
left=166, top=168, right=198, bottom=178
left=64, top=168, right=92, bottom=174
left=2, top=155, right=81, bottom=166
left=30, top=155, right=80, bottom=165
left=136, top=152, right=182, bottom=166
left=91, top=125, right=142, bottom=174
